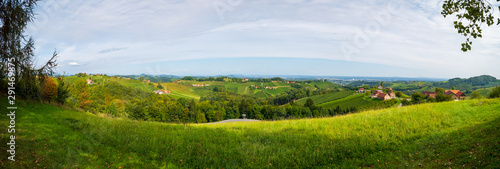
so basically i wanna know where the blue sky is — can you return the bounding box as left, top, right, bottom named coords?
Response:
left=27, top=0, right=500, bottom=78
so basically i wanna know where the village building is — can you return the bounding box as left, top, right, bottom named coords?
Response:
left=378, top=85, right=383, bottom=89
left=154, top=90, right=171, bottom=95
left=377, top=93, right=391, bottom=100
left=370, top=90, right=383, bottom=98
left=422, top=91, right=437, bottom=98
left=387, top=91, right=396, bottom=98
left=445, top=90, right=467, bottom=100
left=86, top=79, right=94, bottom=85
left=358, top=88, right=365, bottom=93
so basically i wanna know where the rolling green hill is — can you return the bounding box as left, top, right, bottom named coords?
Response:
left=64, top=77, right=342, bottom=101
left=2, top=99, right=499, bottom=168
left=297, top=91, right=355, bottom=105
left=319, top=93, right=399, bottom=111
left=66, top=75, right=159, bottom=92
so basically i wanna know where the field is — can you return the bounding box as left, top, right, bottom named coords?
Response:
left=475, top=87, right=494, bottom=97
left=2, top=98, right=499, bottom=168
left=320, top=94, right=374, bottom=109
left=65, top=76, right=159, bottom=92
left=297, top=91, right=355, bottom=105
left=159, top=82, right=201, bottom=100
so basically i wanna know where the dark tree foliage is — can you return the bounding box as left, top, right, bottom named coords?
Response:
left=435, top=87, right=445, bottom=94
left=55, top=76, right=69, bottom=104
left=411, top=92, right=427, bottom=104
left=395, top=91, right=403, bottom=98
left=270, top=77, right=284, bottom=81
left=304, top=98, right=315, bottom=108
left=436, top=93, right=453, bottom=102
left=434, top=75, right=497, bottom=93
left=489, top=86, right=500, bottom=98
left=442, top=0, right=500, bottom=51
left=1, top=0, right=58, bottom=100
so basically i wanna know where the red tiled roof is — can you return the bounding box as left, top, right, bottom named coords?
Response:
left=445, top=90, right=461, bottom=95
left=422, top=91, right=437, bottom=95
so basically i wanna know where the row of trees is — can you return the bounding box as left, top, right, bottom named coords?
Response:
left=402, top=88, right=453, bottom=105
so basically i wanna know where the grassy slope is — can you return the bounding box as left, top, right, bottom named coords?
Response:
left=1, top=99, right=499, bottom=168
left=475, top=87, right=494, bottom=97
left=297, top=91, right=355, bottom=105
left=158, top=82, right=200, bottom=100
left=66, top=76, right=202, bottom=100
left=66, top=76, right=159, bottom=92
left=319, top=93, right=374, bottom=109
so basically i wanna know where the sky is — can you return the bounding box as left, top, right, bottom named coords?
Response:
left=27, top=0, right=500, bottom=79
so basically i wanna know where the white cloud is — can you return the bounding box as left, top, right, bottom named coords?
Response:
left=28, top=0, right=500, bottom=78
left=69, top=62, right=80, bottom=66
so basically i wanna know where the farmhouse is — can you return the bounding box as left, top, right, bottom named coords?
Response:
left=377, top=93, right=391, bottom=100
left=126, top=78, right=131, bottom=80
left=445, top=90, right=467, bottom=100
left=387, top=91, right=396, bottom=98
left=378, top=86, right=383, bottom=89
left=154, top=90, right=170, bottom=95
left=422, top=91, right=437, bottom=98
left=370, top=90, right=383, bottom=98
left=86, top=79, right=94, bottom=85
left=358, top=88, right=365, bottom=93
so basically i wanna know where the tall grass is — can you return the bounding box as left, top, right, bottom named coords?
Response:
left=1, top=99, right=499, bottom=168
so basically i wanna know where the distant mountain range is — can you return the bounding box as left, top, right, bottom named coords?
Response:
left=85, top=74, right=498, bottom=83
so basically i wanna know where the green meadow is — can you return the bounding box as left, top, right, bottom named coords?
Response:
left=1, top=98, right=499, bottom=168
left=320, top=94, right=372, bottom=109
left=297, top=91, right=355, bottom=105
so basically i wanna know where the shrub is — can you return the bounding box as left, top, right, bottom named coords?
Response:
left=42, top=77, right=58, bottom=101
left=470, top=90, right=483, bottom=99
left=488, top=86, right=500, bottom=98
